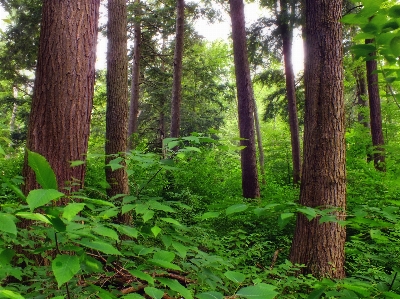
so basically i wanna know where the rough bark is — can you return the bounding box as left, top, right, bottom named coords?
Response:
left=170, top=0, right=185, bottom=138
left=105, top=0, right=129, bottom=204
left=279, top=0, right=301, bottom=185
left=365, top=39, right=385, bottom=171
left=354, top=64, right=369, bottom=127
left=128, top=0, right=142, bottom=150
left=229, top=0, right=260, bottom=198
left=289, top=0, right=346, bottom=278
left=23, top=0, right=100, bottom=198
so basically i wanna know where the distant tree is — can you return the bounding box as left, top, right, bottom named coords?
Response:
left=23, top=0, right=100, bottom=197
left=365, top=38, right=385, bottom=171
left=170, top=0, right=185, bottom=138
left=229, top=0, right=260, bottom=199
left=289, top=0, right=346, bottom=278
left=128, top=0, right=142, bottom=149
left=105, top=0, right=130, bottom=203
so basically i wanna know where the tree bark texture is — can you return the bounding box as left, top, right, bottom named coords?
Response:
left=365, top=39, right=385, bottom=171
left=128, top=0, right=142, bottom=149
left=170, top=0, right=185, bottom=138
left=106, top=0, right=129, bottom=200
left=229, top=0, right=260, bottom=199
left=279, top=0, right=301, bottom=185
left=289, top=0, right=346, bottom=278
left=23, top=0, right=100, bottom=198
left=354, top=64, right=369, bottom=127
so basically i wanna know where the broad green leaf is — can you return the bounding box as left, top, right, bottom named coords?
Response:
left=278, top=213, right=294, bottom=229
left=182, top=146, right=201, bottom=152
left=133, top=245, right=154, bottom=256
left=160, top=217, right=182, bottom=226
left=129, top=269, right=154, bottom=285
left=151, top=226, right=162, bottom=237
left=92, top=225, right=119, bottom=240
left=122, top=204, right=136, bottom=214
left=297, top=207, right=317, bottom=221
left=117, top=225, right=138, bottom=238
left=383, top=292, right=400, bottom=298
left=342, top=284, right=371, bottom=297
left=161, top=235, right=172, bottom=248
left=196, top=291, right=224, bottom=299
left=236, top=283, right=278, bottom=299
left=390, top=36, right=400, bottom=57
left=201, top=212, right=220, bottom=220
left=0, top=249, right=15, bottom=265
left=88, top=284, right=117, bottom=299
left=26, top=189, right=64, bottom=211
left=370, top=229, right=388, bottom=243
left=0, top=213, right=17, bottom=236
left=144, top=287, right=164, bottom=299
left=28, top=150, right=58, bottom=189
left=77, top=239, right=121, bottom=255
left=148, top=201, right=176, bottom=213
left=224, top=271, right=246, bottom=284
left=83, top=198, right=115, bottom=207
left=46, top=215, right=66, bottom=232
left=308, top=287, right=326, bottom=299
left=122, top=294, right=145, bottom=299
left=153, top=250, right=174, bottom=262
left=69, top=160, right=85, bottom=167
left=167, top=141, right=180, bottom=149
left=319, top=215, right=337, bottom=224
left=16, top=212, right=51, bottom=224
left=82, top=254, right=103, bottom=273
left=157, top=277, right=193, bottom=299
left=142, top=210, right=155, bottom=222
left=4, top=181, right=25, bottom=201
left=0, top=145, right=5, bottom=156
left=52, top=254, right=80, bottom=287
left=226, top=204, right=248, bottom=215
left=388, top=5, right=400, bottom=18
left=63, top=203, right=86, bottom=221
left=52, top=297, right=65, bottom=299
left=172, top=241, right=188, bottom=258
left=107, top=157, right=124, bottom=171
left=0, top=289, right=25, bottom=299
left=148, top=259, right=182, bottom=271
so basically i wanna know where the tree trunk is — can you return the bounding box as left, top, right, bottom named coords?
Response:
left=354, top=64, right=369, bottom=127
left=170, top=0, right=185, bottom=138
left=23, top=0, right=100, bottom=199
left=128, top=0, right=142, bottom=150
left=365, top=39, right=385, bottom=171
left=279, top=0, right=301, bottom=185
left=105, top=0, right=129, bottom=207
left=289, top=0, right=346, bottom=278
left=229, top=0, right=260, bottom=199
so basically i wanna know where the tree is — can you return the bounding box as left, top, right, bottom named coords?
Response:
left=128, top=0, right=142, bottom=149
left=278, top=0, right=301, bottom=185
left=289, top=0, right=346, bottom=278
left=23, top=0, right=100, bottom=197
left=366, top=38, right=385, bottom=171
left=229, top=0, right=260, bottom=199
left=170, top=0, right=185, bottom=138
left=105, top=0, right=130, bottom=201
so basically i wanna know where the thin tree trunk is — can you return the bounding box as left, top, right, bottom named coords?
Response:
left=289, top=0, right=346, bottom=278
left=128, top=0, right=141, bottom=150
left=279, top=0, right=301, bottom=185
left=23, top=0, right=99, bottom=197
left=229, top=0, right=260, bottom=199
left=105, top=0, right=130, bottom=218
left=354, top=64, right=369, bottom=127
left=365, top=39, right=385, bottom=171
left=170, top=0, right=185, bottom=138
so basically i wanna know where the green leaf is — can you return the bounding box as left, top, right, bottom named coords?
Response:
left=16, top=212, right=51, bottom=224
left=370, top=229, right=389, bottom=243
left=3, top=181, right=26, bottom=201
left=388, top=5, right=400, bottom=18
left=151, top=226, right=162, bottom=237
left=196, top=291, right=224, bottom=299
left=46, top=215, right=66, bottom=232
left=0, top=145, right=5, bottom=156
left=0, top=249, right=15, bottom=265
left=92, top=225, right=119, bottom=240
left=129, top=269, right=154, bottom=285
left=390, top=36, right=400, bottom=57
left=52, top=254, right=80, bottom=287
left=27, top=150, right=58, bottom=189
left=77, top=239, right=122, bottom=255
left=63, top=203, right=86, bottom=221
left=157, top=277, right=193, bottom=299
left=83, top=198, right=115, bottom=207
left=122, top=294, right=145, bottom=299
left=278, top=213, right=294, bottom=229
left=148, top=259, right=182, bottom=271
left=0, top=289, right=25, bottom=299
left=172, top=241, right=188, bottom=258
left=224, top=271, right=246, bottom=284
left=117, top=225, right=138, bottom=238
left=236, top=283, right=278, bottom=299
left=297, top=207, right=317, bottom=221
left=0, top=213, right=17, bottom=236
left=81, top=254, right=103, bottom=273
left=383, top=292, right=400, bottom=298
left=148, top=201, right=176, bottom=213
left=69, top=160, right=85, bottom=167
left=26, top=189, right=64, bottom=211
left=226, top=204, right=248, bottom=215
left=144, top=287, right=164, bottom=299
left=142, top=210, right=155, bottom=222
left=133, top=245, right=154, bottom=256
left=160, top=217, right=182, bottom=226
left=107, top=157, right=124, bottom=171
left=308, top=287, right=326, bottom=299
left=153, top=250, right=174, bottom=262
left=201, top=211, right=220, bottom=220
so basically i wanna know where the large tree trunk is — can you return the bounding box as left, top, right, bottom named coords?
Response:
left=229, top=0, right=260, bottom=199
left=128, top=0, right=142, bottom=150
left=279, top=0, right=301, bottom=185
left=23, top=0, right=99, bottom=198
left=170, top=0, right=185, bottom=138
left=365, top=39, right=385, bottom=171
left=105, top=0, right=129, bottom=206
left=289, top=0, right=346, bottom=278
